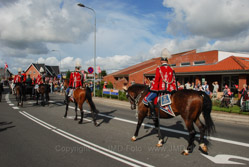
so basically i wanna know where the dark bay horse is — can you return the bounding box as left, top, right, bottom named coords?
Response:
left=125, top=84, right=215, bottom=155
left=63, top=79, right=99, bottom=126
left=36, top=84, right=50, bottom=106
left=15, top=84, right=24, bottom=107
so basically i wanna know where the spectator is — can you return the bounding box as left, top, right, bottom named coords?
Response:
left=202, top=81, right=209, bottom=91
left=205, top=87, right=212, bottom=97
left=223, top=85, right=229, bottom=97
left=239, top=84, right=248, bottom=99
left=212, top=81, right=219, bottom=99
left=96, top=81, right=100, bottom=90
left=194, top=84, right=199, bottom=91
left=189, top=82, right=195, bottom=90
left=185, top=81, right=191, bottom=89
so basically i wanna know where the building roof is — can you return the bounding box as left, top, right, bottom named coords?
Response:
left=144, top=56, right=249, bottom=75
left=105, top=50, right=249, bottom=79
left=174, top=56, right=249, bottom=74
left=112, top=58, right=160, bottom=77
left=25, top=63, right=59, bottom=77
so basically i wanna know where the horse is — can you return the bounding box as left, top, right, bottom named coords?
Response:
left=15, top=83, right=24, bottom=107
left=36, top=84, right=50, bottom=106
left=63, top=79, right=99, bottom=126
left=124, top=84, right=215, bottom=155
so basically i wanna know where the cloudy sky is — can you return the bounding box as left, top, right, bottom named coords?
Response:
left=1, top=0, right=249, bottom=74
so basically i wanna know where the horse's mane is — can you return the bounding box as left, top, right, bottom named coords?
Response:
left=128, top=84, right=148, bottom=94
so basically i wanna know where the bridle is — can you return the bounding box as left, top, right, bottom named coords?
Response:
left=126, top=90, right=144, bottom=110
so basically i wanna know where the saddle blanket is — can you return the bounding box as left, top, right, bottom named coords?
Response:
left=143, top=93, right=175, bottom=117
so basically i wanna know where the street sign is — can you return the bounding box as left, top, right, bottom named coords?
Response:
left=88, top=67, right=94, bottom=74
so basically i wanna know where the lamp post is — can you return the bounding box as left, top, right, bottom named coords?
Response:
left=77, top=3, right=96, bottom=97
left=51, top=49, right=62, bottom=81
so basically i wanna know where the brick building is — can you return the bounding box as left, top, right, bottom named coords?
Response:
left=25, top=63, right=60, bottom=80
left=103, top=49, right=249, bottom=92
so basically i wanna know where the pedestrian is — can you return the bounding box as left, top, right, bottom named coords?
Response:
left=212, top=81, right=219, bottom=99
left=185, top=81, right=191, bottom=89
left=202, top=81, right=209, bottom=91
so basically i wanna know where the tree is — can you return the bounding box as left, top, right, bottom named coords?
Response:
left=66, top=70, right=71, bottom=79
left=101, top=70, right=107, bottom=77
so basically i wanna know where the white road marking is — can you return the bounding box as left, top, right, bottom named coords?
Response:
left=12, top=107, right=19, bottom=110
left=67, top=106, right=249, bottom=148
left=9, top=104, right=14, bottom=106
left=201, top=154, right=249, bottom=165
left=19, top=111, right=154, bottom=167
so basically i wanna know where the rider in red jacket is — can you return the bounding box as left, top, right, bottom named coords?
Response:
left=66, top=61, right=84, bottom=102
left=14, top=68, right=23, bottom=84
left=146, top=48, right=176, bottom=119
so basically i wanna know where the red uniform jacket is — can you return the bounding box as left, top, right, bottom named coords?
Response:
left=150, top=64, right=176, bottom=92
left=22, top=73, right=26, bottom=83
left=36, top=75, right=43, bottom=85
left=69, top=71, right=83, bottom=88
left=14, top=74, right=22, bottom=84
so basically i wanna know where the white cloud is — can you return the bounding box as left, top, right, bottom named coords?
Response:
left=163, top=0, right=249, bottom=39
left=0, top=0, right=93, bottom=57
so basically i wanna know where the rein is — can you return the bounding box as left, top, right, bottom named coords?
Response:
left=128, top=90, right=144, bottom=105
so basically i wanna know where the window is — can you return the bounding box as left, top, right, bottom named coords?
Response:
left=171, top=64, right=176, bottom=67
left=181, top=62, right=190, bottom=66
left=33, top=71, right=35, bottom=74
left=194, top=60, right=205, bottom=65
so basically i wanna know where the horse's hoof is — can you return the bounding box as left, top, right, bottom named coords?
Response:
left=78, top=121, right=82, bottom=124
left=181, top=150, right=189, bottom=156
left=156, top=139, right=163, bottom=147
left=131, top=136, right=137, bottom=141
left=63, top=115, right=67, bottom=118
left=199, top=143, right=208, bottom=154
left=94, top=121, right=99, bottom=127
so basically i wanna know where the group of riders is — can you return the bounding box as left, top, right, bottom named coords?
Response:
left=12, top=67, right=48, bottom=100
left=10, top=61, right=84, bottom=105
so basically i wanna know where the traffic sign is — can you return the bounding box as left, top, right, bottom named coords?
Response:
left=88, top=67, right=94, bottom=74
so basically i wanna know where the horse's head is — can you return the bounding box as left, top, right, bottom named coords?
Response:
left=63, top=79, right=69, bottom=90
left=124, top=84, right=147, bottom=110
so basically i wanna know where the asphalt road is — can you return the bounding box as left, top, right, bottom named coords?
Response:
left=1, top=89, right=249, bottom=167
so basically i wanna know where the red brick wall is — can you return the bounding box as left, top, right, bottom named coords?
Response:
left=25, top=65, right=39, bottom=80
left=170, top=50, right=218, bottom=66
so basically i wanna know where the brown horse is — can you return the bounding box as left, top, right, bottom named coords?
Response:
left=15, top=84, right=24, bottom=107
left=63, top=79, right=99, bottom=126
left=36, top=84, right=50, bottom=106
left=124, top=84, right=215, bottom=155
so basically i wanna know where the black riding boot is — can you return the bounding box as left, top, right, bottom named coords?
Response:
left=148, top=102, right=156, bottom=119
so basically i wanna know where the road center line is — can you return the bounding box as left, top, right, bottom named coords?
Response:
left=19, top=111, right=154, bottom=167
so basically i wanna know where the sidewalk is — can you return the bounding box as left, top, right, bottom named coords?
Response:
left=93, top=97, right=249, bottom=125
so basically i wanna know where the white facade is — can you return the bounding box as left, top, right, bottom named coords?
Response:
left=218, top=51, right=249, bottom=62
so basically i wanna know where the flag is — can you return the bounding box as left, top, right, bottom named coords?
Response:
left=97, top=66, right=101, bottom=73
left=4, top=62, right=8, bottom=69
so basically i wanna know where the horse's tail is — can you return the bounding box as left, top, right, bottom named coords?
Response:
left=86, top=87, right=99, bottom=114
left=199, top=91, right=215, bottom=135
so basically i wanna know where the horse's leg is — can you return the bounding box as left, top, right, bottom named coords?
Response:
left=64, top=102, right=69, bottom=118
left=131, top=108, right=147, bottom=141
left=195, top=117, right=208, bottom=154
left=36, top=92, right=39, bottom=105
left=41, top=93, right=45, bottom=106
left=156, top=110, right=163, bottom=147
left=182, top=120, right=196, bottom=155
left=78, top=103, right=84, bottom=124
left=74, top=102, right=78, bottom=120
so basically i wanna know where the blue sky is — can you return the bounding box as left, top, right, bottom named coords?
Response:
left=1, top=0, right=249, bottom=74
